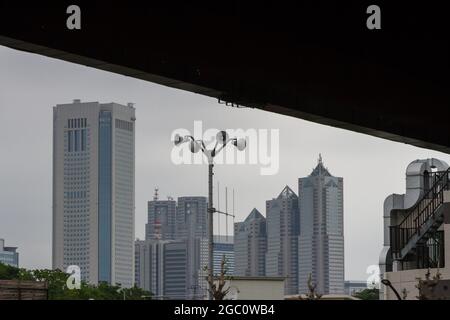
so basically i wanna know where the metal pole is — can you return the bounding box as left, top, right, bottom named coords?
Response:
left=218, top=181, right=220, bottom=237
left=225, top=187, right=228, bottom=242
left=208, top=161, right=214, bottom=300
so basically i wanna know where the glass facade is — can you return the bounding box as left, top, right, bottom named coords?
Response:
left=113, top=117, right=135, bottom=287
left=213, top=241, right=234, bottom=276
left=0, top=251, right=19, bottom=267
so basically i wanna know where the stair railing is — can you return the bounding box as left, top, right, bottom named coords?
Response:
left=390, top=168, right=450, bottom=257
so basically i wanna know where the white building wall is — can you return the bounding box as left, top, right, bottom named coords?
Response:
left=53, top=101, right=101, bottom=283
left=53, top=101, right=135, bottom=287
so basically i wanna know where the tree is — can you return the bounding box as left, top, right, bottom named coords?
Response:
left=353, top=288, right=380, bottom=300
left=302, top=273, right=322, bottom=300
left=0, top=262, right=152, bottom=300
left=416, top=268, right=441, bottom=300
left=121, top=285, right=153, bottom=300
left=0, top=262, right=34, bottom=281
left=0, top=262, right=20, bottom=280
left=205, top=255, right=234, bottom=300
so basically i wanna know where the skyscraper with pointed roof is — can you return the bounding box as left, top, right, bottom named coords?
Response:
left=298, top=155, right=344, bottom=295
left=265, top=186, right=300, bottom=294
left=234, top=208, right=267, bottom=276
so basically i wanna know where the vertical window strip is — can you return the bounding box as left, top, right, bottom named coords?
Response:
left=68, top=131, right=73, bottom=152
left=74, top=130, right=79, bottom=152
left=81, top=129, right=87, bottom=151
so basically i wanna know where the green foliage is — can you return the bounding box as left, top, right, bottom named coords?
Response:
left=353, top=288, right=380, bottom=300
left=0, top=262, right=34, bottom=281
left=0, top=262, right=152, bottom=300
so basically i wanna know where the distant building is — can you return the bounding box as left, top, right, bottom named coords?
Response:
left=234, top=208, right=267, bottom=277
left=265, top=186, right=300, bottom=295
left=52, top=100, right=135, bottom=287
left=344, top=280, right=367, bottom=296
left=0, top=239, right=19, bottom=267
left=138, top=194, right=209, bottom=300
left=298, top=155, right=344, bottom=295
left=135, top=239, right=188, bottom=299
left=213, top=235, right=234, bottom=276
left=176, top=196, right=208, bottom=299
left=146, top=189, right=176, bottom=240
left=176, top=196, right=208, bottom=240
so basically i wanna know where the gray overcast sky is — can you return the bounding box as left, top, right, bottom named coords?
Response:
left=1, top=45, right=449, bottom=281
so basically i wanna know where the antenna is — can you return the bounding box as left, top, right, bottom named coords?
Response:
left=225, top=187, right=228, bottom=241
left=233, top=188, right=235, bottom=238
left=153, top=187, right=159, bottom=201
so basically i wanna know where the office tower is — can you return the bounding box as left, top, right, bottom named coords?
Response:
left=234, top=208, right=267, bottom=277
left=146, top=189, right=176, bottom=240
left=163, top=241, right=189, bottom=299
left=298, top=155, right=344, bottom=295
left=0, top=239, right=19, bottom=267
left=176, top=196, right=208, bottom=299
left=175, top=196, right=208, bottom=239
left=135, top=239, right=187, bottom=299
left=265, top=186, right=300, bottom=295
left=52, top=100, right=135, bottom=287
left=213, top=235, right=234, bottom=276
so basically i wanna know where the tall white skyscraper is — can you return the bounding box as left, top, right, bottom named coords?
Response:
left=52, top=100, right=135, bottom=287
left=298, top=155, right=344, bottom=295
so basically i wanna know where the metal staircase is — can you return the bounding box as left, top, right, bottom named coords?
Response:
left=390, top=168, right=450, bottom=267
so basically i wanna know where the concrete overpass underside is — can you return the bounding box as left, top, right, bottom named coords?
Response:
left=1, top=1, right=449, bottom=152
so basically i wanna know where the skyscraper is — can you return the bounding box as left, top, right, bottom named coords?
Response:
left=176, top=196, right=208, bottom=299
left=52, top=100, right=135, bottom=287
left=146, top=189, right=176, bottom=240
left=135, top=239, right=188, bottom=299
left=298, top=155, right=344, bottom=295
left=234, top=208, right=267, bottom=277
left=265, top=186, right=300, bottom=295
left=176, top=196, right=208, bottom=240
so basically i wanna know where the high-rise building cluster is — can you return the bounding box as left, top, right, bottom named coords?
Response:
left=136, top=194, right=207, bottom=299
left=51, top=101, right=343, bottom=299
left=234, top=155, right=345, bottom=295
left=135, top=191, right=234, bottom=299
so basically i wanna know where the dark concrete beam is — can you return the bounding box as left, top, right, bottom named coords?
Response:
left=1, top=1, right=449, bottom=152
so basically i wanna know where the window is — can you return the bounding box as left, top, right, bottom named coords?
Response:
left=81, top=129, right=87, bottom=151
left=74, top=130, right=79, bottom=152
left=68, top=131, right=73, bottom=152
left=115, top=119, right=133, bottom=132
